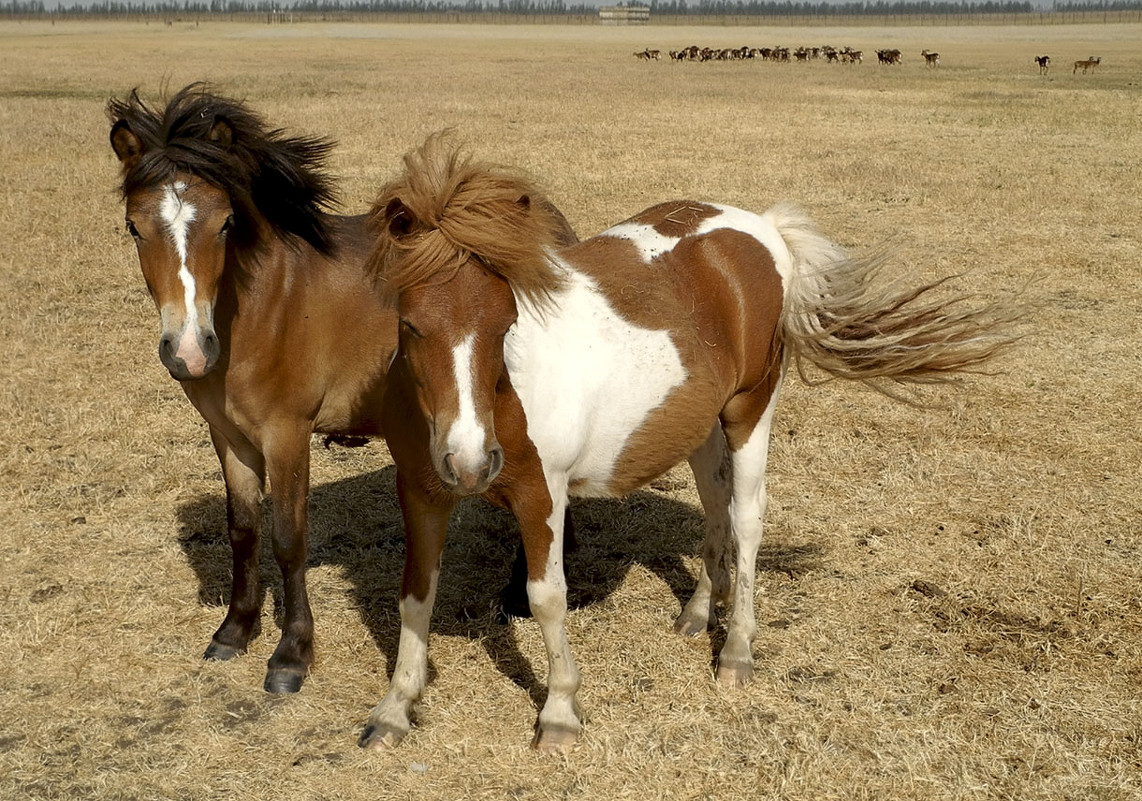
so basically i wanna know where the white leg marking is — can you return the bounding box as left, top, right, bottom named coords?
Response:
left=366, top=570, right=439, bottom=744
left=445, top=333, right=487, bottom=476
left=526, top=478, right=581, bottom=746
left=676, top=422, right=734, bottom=636
left=720, top=376, right=784, bottom=683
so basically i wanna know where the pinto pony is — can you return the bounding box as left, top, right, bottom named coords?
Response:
left=360, top=135, right=1021, bottom=752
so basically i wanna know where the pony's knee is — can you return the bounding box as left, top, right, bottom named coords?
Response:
left=526, top=576, right=568, bottom=623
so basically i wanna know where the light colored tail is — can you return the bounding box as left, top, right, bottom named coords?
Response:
left=769, top=204, right=1024, bottom=399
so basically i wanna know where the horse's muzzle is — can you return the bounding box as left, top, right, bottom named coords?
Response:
left=160, top=326, right=220, bottom=381
left=437, top=445, right=504, bottom=496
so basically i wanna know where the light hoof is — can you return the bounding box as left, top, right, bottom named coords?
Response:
left=263, top=667, right=306, bottom=694
left=716, top=661, right=753, bottom=688
left=531, top=724, right=579, bottom=754
left=203, top=640, right=245, bottom=661
left=358, top=722, right=409, bottom=751
left=672, top=614, right=709, bottom=637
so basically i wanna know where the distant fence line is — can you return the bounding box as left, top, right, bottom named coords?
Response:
left=3, top=8, right=1140, bottom=24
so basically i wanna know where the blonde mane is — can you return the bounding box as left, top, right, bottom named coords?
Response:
left=368, top=132, right=567, bottom=306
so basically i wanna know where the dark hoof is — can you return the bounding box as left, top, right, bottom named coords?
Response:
left=204, top=640, right=245, bottom=661
left=264, top=667, right=306, bottom=694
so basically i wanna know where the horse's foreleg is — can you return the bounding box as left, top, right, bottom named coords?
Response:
left=499, top=507, right=576, bottom=621
left=717, top=376, right=783, bottom=687
left=262, top=424, right=315, bottom=693
left=514, top=476, right=580, bottom=753
left=205, top=427, right=265, bottom=662
left=360, top=475, right=452, bottom=750
left=675, top=422, right=733, bottom=636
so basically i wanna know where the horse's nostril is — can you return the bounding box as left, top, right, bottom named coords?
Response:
left=442, top=453, right=459, bottom=486
left=487, top=446, right=504, bottom=481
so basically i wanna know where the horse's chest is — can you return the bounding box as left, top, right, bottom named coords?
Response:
left=505, top=277, right=687, bottom=495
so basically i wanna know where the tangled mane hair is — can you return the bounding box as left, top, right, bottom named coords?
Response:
left=368, top=132, right=567, bottom=307
left=107, top=82, right=339, bottom=256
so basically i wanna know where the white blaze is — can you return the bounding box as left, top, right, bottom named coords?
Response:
left=160, top=181, right=199, bottom=326
left=445, top=333, right=487, bottom=473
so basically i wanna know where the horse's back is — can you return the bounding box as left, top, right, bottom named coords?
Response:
left=510, top=201, right=789, bottom=495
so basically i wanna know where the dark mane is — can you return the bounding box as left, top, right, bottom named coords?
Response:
left=107, top=83, right=339, bottom=256
left=368, top=132, right=566, bottom=307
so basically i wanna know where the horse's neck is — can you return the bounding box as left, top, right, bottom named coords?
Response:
left=220, top=214, right=369, bottom=324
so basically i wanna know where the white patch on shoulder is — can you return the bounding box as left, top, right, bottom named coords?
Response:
left=445, top=333, right=487, bottom=475
left=504, top=261, right=686, bottom=496
left=160, top=181, right=199, bottom=325
left=598, top=220, right=680, bottom=262
left=696, top=204, right=794, bottom=285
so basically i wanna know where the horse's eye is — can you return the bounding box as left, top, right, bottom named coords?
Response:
left=219, top=215, right=235, bottom=237
left=400, top=319, right=423, bottom=339
left=125, top=220, right=141, bottom=239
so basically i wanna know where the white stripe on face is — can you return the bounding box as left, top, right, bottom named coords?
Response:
left=445, top=333, right=487, bottom=474
left=160, top=181, right=199, bottom=326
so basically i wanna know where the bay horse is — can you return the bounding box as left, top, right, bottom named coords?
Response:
left=359, top=134, right=1021, bottom=752
left=108, top=87, right=576, bottom=694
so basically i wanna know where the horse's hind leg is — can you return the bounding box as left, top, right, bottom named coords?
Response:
left=716, top=373, right=784, bottom=687
left=205, top=427, right=265, bottom=662
left=674, top=423, right=733, bottom=636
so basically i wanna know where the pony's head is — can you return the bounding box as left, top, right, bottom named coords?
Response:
left=369, top=133, right=565, bottom=496
left=108, top=83, right=338, bottom=380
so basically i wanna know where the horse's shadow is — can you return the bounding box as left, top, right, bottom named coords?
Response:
left=176, top=464, right=823, bottom=708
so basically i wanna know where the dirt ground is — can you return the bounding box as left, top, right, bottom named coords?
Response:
left=1, top=18, right=1140, bottom=800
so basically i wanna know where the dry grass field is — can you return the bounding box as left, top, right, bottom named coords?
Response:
left=1, top=18, right=1140, bottom=800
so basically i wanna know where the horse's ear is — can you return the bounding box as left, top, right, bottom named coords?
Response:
left=110, top=119, right=144, bottom=169
left=385, top=198, right=412, bottom=238
left=209, top=118, right=233, bottom=149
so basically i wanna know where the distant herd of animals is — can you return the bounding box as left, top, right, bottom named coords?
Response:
left=109, top=84, right=1021, bottom=753
left=636, top=46, right=1102, bottom=73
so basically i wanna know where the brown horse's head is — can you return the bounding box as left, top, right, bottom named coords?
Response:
left=108, top=84, right=339, bottom=381
left=393, top=261, right=515, bottom=496
left=370, top=133, right=568, bottom=495
left=111, top=123, right=229, bottom=380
